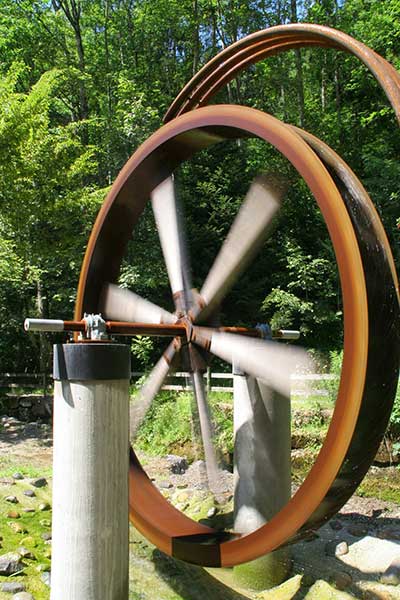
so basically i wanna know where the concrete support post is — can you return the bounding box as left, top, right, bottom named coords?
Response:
left=51, top=343, right=130, bottom=600
left=233, top=365, right=291, bottom=590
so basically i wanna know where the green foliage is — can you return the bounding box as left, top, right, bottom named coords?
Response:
left=321, top=350, right=343, bottom=404
left=0, top=0, right=399, bottom=374
left=262, top=288, right=314, bottom=331
left=389, top=381, right=400, bottom=438
left=0, top=61, right=102, bottom=371
left=131, top=336, right=155, bottom=370
left=261, top=240, right=342, bottom=349
left=135, top=391, right=234, bottom=458
left=135, top=392, right=194, bottom=456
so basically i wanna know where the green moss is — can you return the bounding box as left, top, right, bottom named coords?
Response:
left=255, top=574, right=302, bottom=599
left=233, top=550, right=291, bottom=592
left=357, top=467, right=400, bottom=504
left=305, top=580, right=356, bottom=599
left=291, top=449, right=319, bottom=484
left=0, top=479, right=52, bottom=600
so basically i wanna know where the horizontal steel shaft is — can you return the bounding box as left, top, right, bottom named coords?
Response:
left=24, top=318, right=299, bottom=340
left=24, top=318, right=186, bottom=337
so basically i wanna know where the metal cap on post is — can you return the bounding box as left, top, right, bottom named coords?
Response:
left=51, top=342, right=131, bottom=600
left=53, top=342, right=131, bottom=381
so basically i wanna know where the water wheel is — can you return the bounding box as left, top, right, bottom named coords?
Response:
left=75, top=25, right=400, bottom=567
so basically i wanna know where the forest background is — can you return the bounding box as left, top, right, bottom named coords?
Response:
left=0, top=0, right=399, bottom=374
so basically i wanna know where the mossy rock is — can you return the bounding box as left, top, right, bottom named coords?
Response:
left=305, top=580, right=357, bottom=599
left=183, top=494, right=215, bottom=521
left=234, top=549, right=292, bottom=592
left=255, top=574, right=302, bottom=599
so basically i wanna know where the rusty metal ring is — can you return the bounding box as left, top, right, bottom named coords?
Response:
left=164, top=23, right=400, bottom=125
left=75, top=103, right=399, bottom=566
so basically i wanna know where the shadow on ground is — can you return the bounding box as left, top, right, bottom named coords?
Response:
left=0, top=417, right=52, bottom=448
left=153, top=549, right=251, bottom=600
left=145, top=510, right=400, bottom=600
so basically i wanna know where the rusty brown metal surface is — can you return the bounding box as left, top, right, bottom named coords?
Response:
left=106, top=321, right=186, bottom=337
left=164, top=23, right=400, bottom=125
left=43, top=318, right=283, bottom=340
left=75, top=104, right=371, bottom=566
left=46, top=319, right=188, bottom=337
left=74, top=25, right=400, bottom=567
left=63, top=320, right=87, bottom=333
left=287, top=125, right=400, bottom=544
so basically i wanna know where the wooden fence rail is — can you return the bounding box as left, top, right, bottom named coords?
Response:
left=1, top=371, right=337, bottom=396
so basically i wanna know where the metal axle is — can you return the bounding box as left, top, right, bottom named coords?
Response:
left=24, top=316, right=300, bottom=341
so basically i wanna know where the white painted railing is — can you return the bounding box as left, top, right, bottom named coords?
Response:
left=0, top=371, right=338, bottom=396
left=131, top=370, right=337, bottom=395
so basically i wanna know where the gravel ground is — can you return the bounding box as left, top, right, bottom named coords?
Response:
left=0, top=416, right=52, bottom=469
left=1, top=415, right=400, bottom=521
left=2, top=415, right=400, bottom=599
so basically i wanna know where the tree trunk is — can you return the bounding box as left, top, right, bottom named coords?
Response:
left=334, top=56, right=343, bottom=144
left=54, top=0, right=89, bottom=140
left=291, top=0, right=305, bottom=128
left=193, top=0, right=200, bottom=75
left=124, top=0, right=136, bottom=68
left=211, top=6, right=217, bottom=54
left=104, top=0, right=113, bottom=184
left=321, top=51, right=327, bottom=111
left=36, top=280, right=49, bottom=398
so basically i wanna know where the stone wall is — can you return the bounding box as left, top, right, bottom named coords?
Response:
left=1, top=394, right=52, bottom=422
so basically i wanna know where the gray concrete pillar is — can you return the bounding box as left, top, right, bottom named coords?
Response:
left=233, top=365, right=291, bottom=590
left=51, top=343, right=130, bottom=600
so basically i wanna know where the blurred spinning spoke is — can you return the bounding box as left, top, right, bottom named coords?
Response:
left=192, top=328, right=313, bottom=397
left=101, top=283, right=177, bottom=324
left=190, top=368, right=223, bottom=497
left=193, top=175, right=286, bottom=323
left=151, top=176, right=193, bottom=313
left=152, top=175, right=224, bottom=496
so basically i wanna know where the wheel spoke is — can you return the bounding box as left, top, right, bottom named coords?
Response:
left=193, top=175, right=285, bottom=323
left=130, top=340, right=178, bottom=439
left=190, top=369, right=222, bottom=496
left=192, top=328, right=313, bottom=397
left=151, top=176, right=193, bottom=312
left=101, top=283, right=177, bottom=324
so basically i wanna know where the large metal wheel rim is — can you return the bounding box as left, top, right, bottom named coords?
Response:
left=75, top=104, right=370, bottom=566
left=162, top=21, right=400, bottom=562
left=165, top=23, right=400, bottom=125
